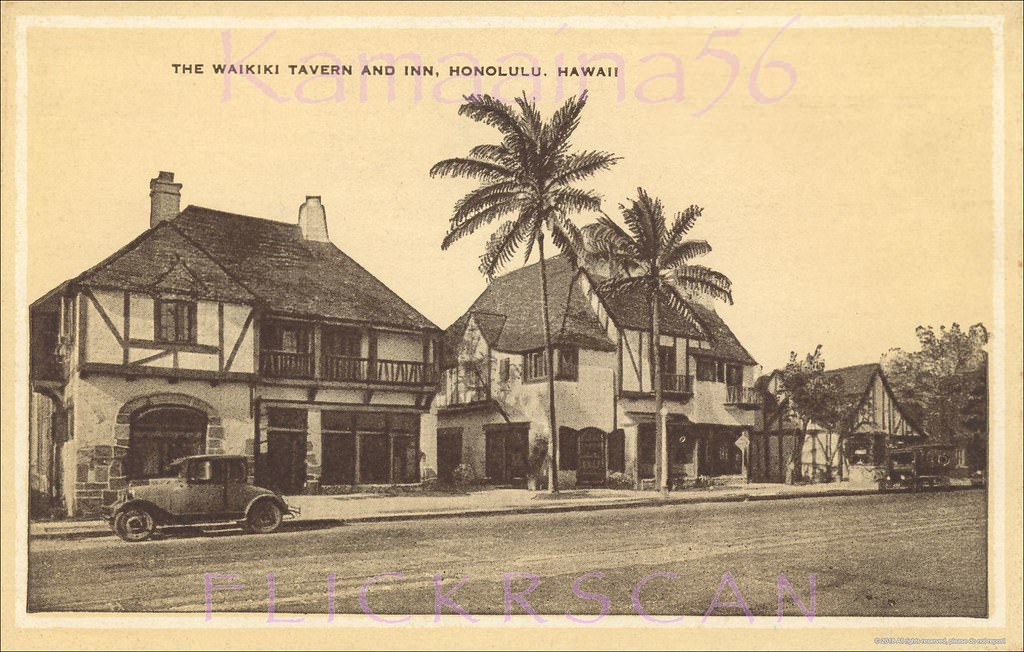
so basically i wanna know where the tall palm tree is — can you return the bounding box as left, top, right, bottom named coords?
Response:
left=583, top=188, right=733, bottom=495
left=431, top=92, right=618, bottom=493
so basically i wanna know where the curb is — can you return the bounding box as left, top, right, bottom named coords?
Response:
left=29, top=484, right=982, bottom=541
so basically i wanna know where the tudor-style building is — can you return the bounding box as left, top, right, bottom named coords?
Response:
left=29, top=172, right=441, bottom=516
left=422, top=255, right=761, bottom=489
left=750, top=363, right=926, bottom=483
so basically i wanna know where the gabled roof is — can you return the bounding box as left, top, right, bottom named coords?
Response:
left=759, top=362, right=926, bottom=437
left=445, top=255, right=616, bottom=358
left=685, top=302, right=757, bottom=365
left=76, top=221, right=255, bottom=303
left=38, top=205, right=439, bottom=332
left=444, top=255, right=757, bottom=367
left=824, top=363, right=883, bottom=398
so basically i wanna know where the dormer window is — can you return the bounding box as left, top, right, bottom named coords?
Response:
left=154, top=298, right=197, bottom=343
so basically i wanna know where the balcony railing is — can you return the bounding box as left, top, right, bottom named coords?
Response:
left=376, top=358, right=437, bottom=385
left=662, top=373, right=694, bottom=394
left=260, top=350, right=314, bottom=379
left=262, top=351, right=436, bottom=386
left=322, top=355, right=368, bottom=382
left=726, top=385, right=762, bottom=407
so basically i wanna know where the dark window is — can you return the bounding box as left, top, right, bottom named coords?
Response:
left=716, top=361, right=726, bottom=383
left=324, top=327, right=361, bottom=357
left=322, top=433, right=356, bottom=484
left=187, top=459, right=226, bottom=483
left=322, top=410, right=353, bottom=433
left=696, top=358, right=717, bottom=382
left=359, top=434, right=389, bottom=483
left=556, top=348, right=579, bottom=380
left=726, top=364, right=743, bottom=387
left=392, top=435, right=420, bottom=483
left=267, top=408, right=307, bottom=430
left=262, top=323, right=312, bottom=353
left=659, top=345, right=676, bottom=375
left=499, top=358, right=511, bottom=383
left=391, top=414, right=420, bottom=434
left=226, top=459, right=247, bottom=483
left=126, top=406, right=207, bottom=479
left=524, top=350, right=547, bottom=381
left=559, top=427, right=579, bottom=471
left=355, top=413, right=387, bottom=433
left=608, top=430, right=625, bottom=473
left=155, top=298, right=196, bottom=343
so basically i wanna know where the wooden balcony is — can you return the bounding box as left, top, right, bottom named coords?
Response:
left=725, top=385, right=762, bottom=409
left=376, top=358, right=437, bottom=385
left=262, top=351, right=436, bottom=386
left=322, top=355, right=368, bottom=382
left=260, top=350, right=314, bottom=379
left=662, top=373, right=694, bottom=395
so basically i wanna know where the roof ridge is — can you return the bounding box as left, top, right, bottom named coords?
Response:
left=180, top=204, right=300, bottom=229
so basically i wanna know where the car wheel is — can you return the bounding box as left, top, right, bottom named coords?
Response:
left=114, top=507, right=156, bottom=542
left=245, top=501, right=283, bottom=534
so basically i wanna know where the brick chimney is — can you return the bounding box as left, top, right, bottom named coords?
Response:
left=149, top=171, right=182, bottom=227
left=298, top=195, right=330, bottom=242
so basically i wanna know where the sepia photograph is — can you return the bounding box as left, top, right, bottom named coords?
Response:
left=2, top=2, right=1021, bottom=650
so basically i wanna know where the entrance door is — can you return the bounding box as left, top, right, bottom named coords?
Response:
left=436, top=429, right=463, bottom=483
left=577, top=429, right=606, bottom=485
left=263, top=431, right=306, bottom=494
left=485, top=425, right=529, bottom=484
left=127, top=406, right=207, bottom=479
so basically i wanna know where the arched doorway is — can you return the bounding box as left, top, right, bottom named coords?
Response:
left=126, top=406, right=208, bottom=479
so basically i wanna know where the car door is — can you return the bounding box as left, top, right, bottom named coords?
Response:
left=177, top=459, right=226, bottom=520
left=222, top=459, right=252, bottom=517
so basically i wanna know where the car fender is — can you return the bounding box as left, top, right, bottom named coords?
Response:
left=244, top=494, right=288, bottom=519
left=112, top=499, right=173, bottom=525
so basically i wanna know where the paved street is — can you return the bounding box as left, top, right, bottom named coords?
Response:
left=28, top=490, right=986, bottom=619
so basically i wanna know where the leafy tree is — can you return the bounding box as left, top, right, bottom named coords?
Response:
left=883, top=323, right=989, bottom=468
left=431, top=92, right=618, bottom=493
left=779, top=346, right=856, bottom=482
left=583, top=188, right=733, bottom=494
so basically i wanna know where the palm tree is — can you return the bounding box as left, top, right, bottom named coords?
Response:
left=431, top=92, right=618, bottom=493
left=583, top=188, right=733, bottom=495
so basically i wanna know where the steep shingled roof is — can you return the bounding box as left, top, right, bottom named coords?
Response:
left=685, top=302, right=758, bottom=365
left=824, top=363, right=883, bottom=398
left=48, top=205, right=438, bottom=332
left=445, top=256, right=616, bottom=359
left=444, top=255, right=757, bottom=367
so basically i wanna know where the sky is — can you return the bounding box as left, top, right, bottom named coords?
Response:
left=23, top=19, right=996, bottom=373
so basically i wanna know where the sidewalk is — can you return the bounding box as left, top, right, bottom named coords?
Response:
left=29, top=480, right=979, bottom=540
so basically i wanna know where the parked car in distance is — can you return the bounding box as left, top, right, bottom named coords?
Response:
left=103, top=454, right=298, bottom=542
left=879, top=445, right=954, bottom=492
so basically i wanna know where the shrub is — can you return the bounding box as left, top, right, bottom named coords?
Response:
left=528, top=438, right=549, bottom=478
left=452, top=463, right=477, bottom=488
left=607, top=471, right=633, bottom=489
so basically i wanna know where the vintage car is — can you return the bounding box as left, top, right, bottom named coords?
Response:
left=879, top=445, right=954, bottom=492
left=102, top=454, right=298, bottom=542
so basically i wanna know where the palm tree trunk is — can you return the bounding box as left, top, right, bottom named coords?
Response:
left=653, top=283, right=669, bottom=495
left=537, top=233, right=560, bottom=494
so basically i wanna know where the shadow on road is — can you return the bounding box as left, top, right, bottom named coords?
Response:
left=143, top=518, right=348, bottom=541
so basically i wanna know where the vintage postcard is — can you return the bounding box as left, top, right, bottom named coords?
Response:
left=2, top=2, right=1021, bottom=650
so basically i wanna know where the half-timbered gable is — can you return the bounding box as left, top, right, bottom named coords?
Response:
left=30, top=172, right=441, bottom=516
left=750, top=363, right=925, bottom=484
left=430, top=255, right=761, bottom=489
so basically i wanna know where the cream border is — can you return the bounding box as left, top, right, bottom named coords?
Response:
left=4, top=5, right=1019, bottom=649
